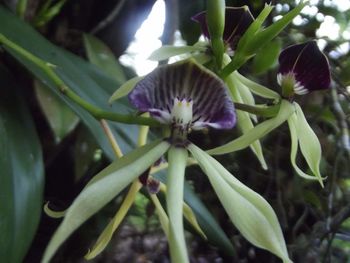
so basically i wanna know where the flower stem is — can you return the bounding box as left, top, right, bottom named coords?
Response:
left=100, top=120, right=123, bottom=158
left=234, top=102, right=280, bottom=117
left=0, top=33, right=161, bottom=127
left=166, top=146, right=189, bottom=263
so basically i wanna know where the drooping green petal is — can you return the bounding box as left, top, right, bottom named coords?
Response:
left=42, top=140, right=170, bottom=263
left=84, top=180, right=142, bottom=260
left=183, top=202, right=207, bottom=239
left=150, top=193, right=170, bottom=238
left=109, top=76, right=144, bottom=104
left=234, top=71, right=280, bottom=100
left=223, top=54, right=267, bottom=169
left=188, top=143, right=291, bottom=263
left=207, top=100, right=294, bottom=155
left=287, top=104, right=324, bottom=186
left=149, top=45, right=206, bottom=61
left=294, top=103, right=324, bottom=186
left=166, top=146, right=189, bottom=263
left=43, top=202, right=66, bottom=218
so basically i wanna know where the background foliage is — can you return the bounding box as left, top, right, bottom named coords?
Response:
left=0, top=0, right=350, bottom=262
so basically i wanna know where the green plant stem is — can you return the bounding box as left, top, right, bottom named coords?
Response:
left=0, top=33, right=160, bottom=127
left=234, top=102, right=280, bottom=117
left=16, top=0, right=28, bottom=19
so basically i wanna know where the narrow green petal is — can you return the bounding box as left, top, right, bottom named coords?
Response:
left=42, top=140, right=170, bottom=263
left=188, top=143, right=291, bottom=263
left=150, top=193, right=170, bottom=238
left=148, top=45, right=206, bottom=61
left=166, top=146, right=189, bottom=263
left=208, top=100, right=294, bottom=157
left=84, top=181, right=142, bottom=260
left=234, top=71, right=280, bottom=100
left=43, top=202, right=66, bottom=218
left=287, top=105, right=324, bottom=186
left=183, top=203, right=207, bottom=240
left=108, top=76, right=144, bottom=104
left=223, top=54, right=267, bottom=169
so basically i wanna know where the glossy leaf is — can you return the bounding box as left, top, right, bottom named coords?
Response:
left=35, top=80, right=79, bottom=143
left=0, top=66, right=44, bottom=263
left=42, top=140, right=170, bottom=263
left=188, top=144, right=291, bottom=263
left=0, top=6, right=137, bottom=159
left=83, top=34, right=126, bottom=83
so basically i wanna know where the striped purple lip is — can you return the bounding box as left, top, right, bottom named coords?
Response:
left=278, top=41, right=331, bottom=95
left=192, top=6, right=254, bottom=51
left=128, top=60, right=236, bottom=131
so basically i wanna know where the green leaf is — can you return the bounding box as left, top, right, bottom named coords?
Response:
left=188, top=143, right=291, bottom=263
left=149, top=45, right=206, bottom=61
left=42, top=140, right=170, bottom=263
left=252, top=39, right=281, bottom=75
left=166, top=146, right=189, bottom=263
left=0, top=66, right=44, bottom=263
left=109, top=76, right=144, bottom=104
left=287, top=103, right=324, bottom=186
left=33, top=0, right=68, bottom=27
left=234, top=71, right=280, bottom=100
left=0, top=6, right=137, bottom=159
left=208, top=100, right=295, bottom=155
left=35, top=80, right=79, bottom=143
left=83, top=34, right=126, bottom=83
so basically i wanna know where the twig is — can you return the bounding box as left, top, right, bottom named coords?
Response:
left=0, top=33, right=160, bottom=127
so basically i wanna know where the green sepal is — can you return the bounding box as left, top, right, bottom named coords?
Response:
left=223, top=55, right=267, bottom=169
left=234, top=71, right=280, bottom=100
left=207, top=100, right=295, bottom=155
left=287, top=103, right=325, bottom=187
left=149, top=45, right=207, bottom=61
left=188, top=143, right=291, bottom=263
left=166, top=146, right=189, bottom=263
left=42, top=140, right=170, bottom=263
left=109, top=76, right=144, bottom=104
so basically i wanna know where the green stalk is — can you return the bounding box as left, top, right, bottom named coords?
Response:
left=0, top=34, right=160, bottom=127
left=234, top=102, right=280, bottom=118
left=16, top=0, right=27, bottom=19
left=166, top=146, right=189, bottom=263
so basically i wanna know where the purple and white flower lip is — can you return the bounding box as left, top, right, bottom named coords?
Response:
left=128, top=60, right=236, bottom=133
left=192, top=6, right=254, bottom=51
left=277, top=41, right=331, bottom=96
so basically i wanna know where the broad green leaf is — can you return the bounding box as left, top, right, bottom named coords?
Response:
left=109, top=76, right=144, bottom=104
left=208, top=100, right=295, bottom=155
left=0, top=66, right=44, bottom=263
left=188, top=144, right=291, bottom=263
left=35, top=80, right=79, bottom=143
left=42, top=140, right=170, bottom=263
left=224, top=55, right=267, bottom=169
left=234, top=71, right=280, bottom=100
left=149, top=45, right=206, bottom=61
left=252, top=39, right=281, bottom=75
left=0, top=6, right=137, bottom=159
left=166, top=146, right=189, bottom=263
left=83, top=34, right=126, bottom=83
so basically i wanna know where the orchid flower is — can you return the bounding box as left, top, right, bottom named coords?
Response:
left=42, top=59, right=291, bottom=263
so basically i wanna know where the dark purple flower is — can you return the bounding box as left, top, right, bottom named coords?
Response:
left=277, top=41, right=331, bottom=96
left=192, top=7, right=254, bottom=50
left=129, top=60, right=236, bottom=132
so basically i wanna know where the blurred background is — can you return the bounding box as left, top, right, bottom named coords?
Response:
left=1, top=0, right=350, bottom=262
